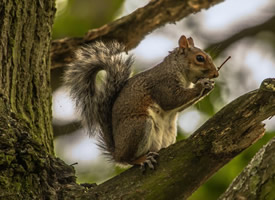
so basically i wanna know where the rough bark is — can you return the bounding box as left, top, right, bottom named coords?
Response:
left=0, top=0, right=60, bottom=199
left=219, top=137, right=275, bottom=200
left=50, top=0, right=224, bottom=69
left=0, top=0, right=55, bottom=152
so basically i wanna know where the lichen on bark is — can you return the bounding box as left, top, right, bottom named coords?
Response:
left=219, top=137, right=275, bottom=200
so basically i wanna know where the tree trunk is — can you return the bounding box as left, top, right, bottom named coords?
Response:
left=0, top=0, right=57, bottom=199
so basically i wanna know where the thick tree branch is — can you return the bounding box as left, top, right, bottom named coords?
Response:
left=50, top=0, right=224, bottom=69
left=218, top=137, right=275, bottom=200
left=57, top=78, right=275, bottom=199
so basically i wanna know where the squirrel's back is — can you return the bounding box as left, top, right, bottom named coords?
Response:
left=64, top=41, right=134, bottom=155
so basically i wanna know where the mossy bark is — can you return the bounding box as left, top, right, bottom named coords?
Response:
left=219, top=137, right=275, bottom=200
left=0, top=1, right=62, bottom=199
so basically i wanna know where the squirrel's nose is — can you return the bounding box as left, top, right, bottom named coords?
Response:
left=212, top=71, right=219, bottom=78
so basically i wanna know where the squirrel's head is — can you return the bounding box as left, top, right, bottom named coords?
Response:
left=178, top=35, right=219, bottom=84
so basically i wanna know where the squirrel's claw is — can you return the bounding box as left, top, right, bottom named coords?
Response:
left=139, top=152, right=159, bottom=171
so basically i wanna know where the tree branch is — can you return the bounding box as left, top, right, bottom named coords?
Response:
left=58, top=78, right=275, bottom=199
left=205, top=15, right=275, bottom=58
left=53, top=122, right=81, bottom=137
left=50, top=0, right=224, bottom=69
left=218, top=137, right=275, bottom=200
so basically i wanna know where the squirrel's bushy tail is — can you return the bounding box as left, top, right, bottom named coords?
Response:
left=64, top=41, right=133, bottom=155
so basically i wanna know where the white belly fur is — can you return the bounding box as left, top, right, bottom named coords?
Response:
left=146, top=103, right=178, bottom=152
left=138, top=83, right=206, bottom=155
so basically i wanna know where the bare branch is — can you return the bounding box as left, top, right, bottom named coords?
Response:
left=206, top=15, right=275, bottom=58
left=53, top=122, right=81, bottom=137
left=50, top=0, right=224, bottom=69
left=59, top=78, right=275, bottom=199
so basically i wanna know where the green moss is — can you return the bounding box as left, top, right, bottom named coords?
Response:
left=12, top=175, right=23, bottom=191
left=0, top=153, right=5, bottom=165
left=5, top=154, right=16, bottom=165
left=260, top=178, right=275, bottom=200
left=0, top=175, right=10, bottom=186
left=250, top=175, right=260, bottom=193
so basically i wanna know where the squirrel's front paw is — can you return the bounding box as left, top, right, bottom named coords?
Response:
left=197, top=78, right=215, bottom=90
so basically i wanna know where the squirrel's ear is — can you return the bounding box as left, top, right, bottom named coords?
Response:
left=178, top=35, right=189, bottom=49
left=187, top=37, right=194, bottom=47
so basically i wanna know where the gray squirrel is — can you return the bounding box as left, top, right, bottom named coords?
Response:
left=64, top=35, right=219, bottom=169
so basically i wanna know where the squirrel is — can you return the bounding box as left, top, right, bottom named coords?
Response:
left=64, top=35, right=219, bottom=169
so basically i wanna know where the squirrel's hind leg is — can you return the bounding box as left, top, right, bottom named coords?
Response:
left=112, top=117, right=157, bottom=167
left=130, top=152, right=159, bottom=170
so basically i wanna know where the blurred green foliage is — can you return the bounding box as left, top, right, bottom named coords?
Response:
left=53, top=0, right=125, bottom=39
left=195, top=84, right=223, bottom=116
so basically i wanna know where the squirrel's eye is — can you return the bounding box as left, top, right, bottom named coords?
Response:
left=196, top=55, right=205, bottom=63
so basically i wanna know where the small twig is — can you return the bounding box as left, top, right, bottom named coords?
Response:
left=70, top=162, right=78, bottom=166
left=218, top=56, right=231, bottom=71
